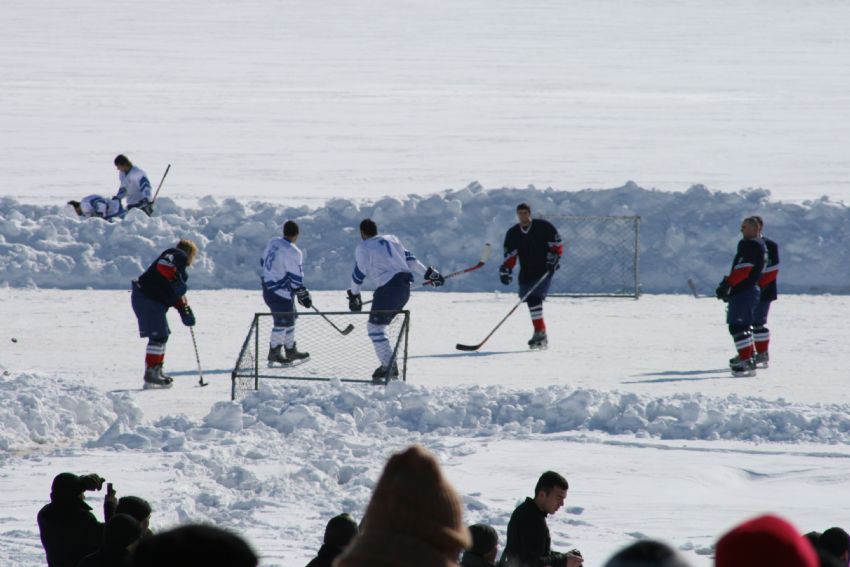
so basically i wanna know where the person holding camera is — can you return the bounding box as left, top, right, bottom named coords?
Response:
left=37, top=472, right=118, bottom=567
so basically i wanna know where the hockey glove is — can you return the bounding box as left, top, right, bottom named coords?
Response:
left=715, top=278, right=731, bottom=302
left=424, top=266, right=445, bottom=287
left=499, top=265, right=512, bottom=285
left=79, top=474, right=106, bottom=492
left=347, top=290, right=362, bottom=312
left=294, top=286, right=312, bottom=309
left=546, top=251, right=561, bottom=273
left=178, top=304, right=196, bottom=326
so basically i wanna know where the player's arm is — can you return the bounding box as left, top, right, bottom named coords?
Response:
left=350, top=246, right=367, bottom=295
left=403, top=247, right=428, bottom=277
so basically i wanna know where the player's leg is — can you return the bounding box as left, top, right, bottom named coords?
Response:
left=520, top=276, right=552, bottom=349
left=131, top=284, right=172, bottom=388
left=752, top=301, right=771, bottom=367
left=263, top=288, right=298, bottom=365
left=368, top=273, right=412, bottom=378
left=726, top=288, right=758, bottom=376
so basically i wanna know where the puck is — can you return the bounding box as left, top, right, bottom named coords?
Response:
left=11, top=338, right=17, bottom=343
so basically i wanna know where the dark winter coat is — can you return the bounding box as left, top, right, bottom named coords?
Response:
left=498, top=498, right=567, bottom=567
left=462, top=551, right=497, bottom=567
left=305, top=544, right=345, bottom=567
left=37, top=496, right=115, bottom=567
left=77, top=545, right=135, bottom=567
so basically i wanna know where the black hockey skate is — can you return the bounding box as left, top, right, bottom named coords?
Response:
left=143, top=365, right=173, bottom=390
left=371, top=362, right=399, bottom=383
left=730, top=357, right=756, bottom=377
left=285, top=342, right=310, bottom=363
left=267, top=345, right=291, bottom=368
left=753, top=351, right=769, bottom=368
left=528, top=331, right=548, bottom=350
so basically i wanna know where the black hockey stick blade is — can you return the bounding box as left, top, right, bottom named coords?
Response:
left=340, top=323, right=355, bottom=336
left=455, top=342, right=482, bottom=352
left=198, top=376, right=208, bottom=387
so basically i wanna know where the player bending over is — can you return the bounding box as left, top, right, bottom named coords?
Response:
left=68, top=194, right=125, bottom=221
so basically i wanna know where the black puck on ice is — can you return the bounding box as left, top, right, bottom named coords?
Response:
left=11, top=338, right=17, bottom=343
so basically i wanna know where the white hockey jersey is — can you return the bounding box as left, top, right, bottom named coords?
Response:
left=260, top=237, right=304, bottom=300
left=350, top=234, right=427, bottom=294
left=115, top=166, right=153, bottom=206
left=80, top=194, right=124, bottom=219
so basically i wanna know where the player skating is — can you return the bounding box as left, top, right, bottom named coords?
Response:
left=715, top=217, right=766, bottom=377
left=260, top=220, right=312, bottom=367
left=131, top=239, right=198, bottom=389
left=113, top=154, right=154, bottom=216
left=346, top=219, right=444, bottom=381
left=68, top=194, right=125, bottom=221
left=499, top=203, right=563, bottom=349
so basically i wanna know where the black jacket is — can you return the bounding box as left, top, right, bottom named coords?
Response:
left=137, top=247, right=190, bottom=306
left=77, top=545, right=134, bottom=567
left=305, top=544, right=345, bottom=567
left=37, top=496, right=115, bottom=567
left=499, top=498, right=567, bottom=567
left=462, top=551, right=497, bottom=567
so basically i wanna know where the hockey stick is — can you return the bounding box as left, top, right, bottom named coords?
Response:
left=151, top=164, right=171, bottom=205
left=456, top=271, right=552, bottom=352
left=361, top=243, right=492, bottom=307
left=189, top=326, right=208, bottom=387
left=311, top=305, right=355, bottom=335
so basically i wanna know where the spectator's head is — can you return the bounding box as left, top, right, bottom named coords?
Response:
left=283, top=220, right=299, bottom=240
left=116, top=496, right=152, bottom=532
left=533, top=471, right=569, bottom=515
left=132, top=524, right=258, bottom=567
left=335, top=445, right=471, bottom=567
left=103, top=514, right=142, bottom=550
left=464, top=523, right=499, bottom=563
left=805, top=531, right=822, bottom=548
left=114, top=154, right=132, bottom=173
left=324, top=513, right=358, bottom=549
left=67, top=200, right=82, bottom=216
left=50, top=473, right=85, bottom=500
left=603, top=540, right=692, bottom=567
left=819, top=527, right=850, bottom=563
left=715, top=514, right=818, bottom=567
left=359, top=219, right=378, bottom=239
left=176, top=239, right=199, bottom=266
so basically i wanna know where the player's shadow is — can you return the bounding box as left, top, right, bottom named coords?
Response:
left=409, top=350, right=531, bottom=360
left=622, top=368, right=736, bottom=384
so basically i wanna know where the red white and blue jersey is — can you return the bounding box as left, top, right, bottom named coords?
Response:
left=79, top=194, right=124, bottom=220
left=260, top=237, right=304, bottom=300
left=726, top=237, right=765, bottom=296
left=137, top=247, right=190, bottom=307
left=758, top=236, right=779, bottom=302
left=115, top=166, right=152, bottom=206
left=349, top=234, right=426, bottom=295
left=502, top=219, right=563, bottom=284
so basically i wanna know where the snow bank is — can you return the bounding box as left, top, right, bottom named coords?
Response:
left=1, top=185, right=848, bottom=293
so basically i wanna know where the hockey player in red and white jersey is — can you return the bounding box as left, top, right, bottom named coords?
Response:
left=260, top=221, right=312, bottom=366
left=68, top=194, right=125, bottom=220
left=499, top=203, right=563, bottom=349
left=113, top=154, right=153, bottom=215
left=750, top=215, right=779, bottom=368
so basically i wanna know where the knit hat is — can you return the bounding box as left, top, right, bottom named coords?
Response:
left=324, top=513, right=359, bottom=548
left=335, top=445, right=471, bottom=567
left=116, top=496, right=152, bottom=522
left=467, top=524, right=498, bottom=557
left=103, top=513, right=142, bottom=548
left=133, top=524, right=258, bottom=567
left=715, top=514, right=818, bottom=567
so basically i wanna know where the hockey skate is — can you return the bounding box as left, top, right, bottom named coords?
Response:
left=371, top=362, right=399, bottom=383
left=267, top=345, right=291, bottom=367
left=730, top=357, right=756, bottom=377
left=528, top=331, right=548, bottom=350
left=143, top=365, right=173, bottom=389
left=753, top=351, right=769, bottom=368
left=728, top=355, right=740, bottom=368
left=285, top=342, right=310, bottom=363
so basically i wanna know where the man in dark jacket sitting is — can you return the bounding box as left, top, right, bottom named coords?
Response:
left=37, top=472, right=117, bottom=567
left=499, top=471, right=583, bottom=567
left=306, top=513, right=359, bottom=567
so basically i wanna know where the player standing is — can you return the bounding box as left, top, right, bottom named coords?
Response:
left=260, top=220, right=312, bottom=366
left=346, top=219, right=444, bottom=380
left=499, top=203, right=563, bottom=349
left=750, top=215, right=779, bottom=368
left=715, top=217, right=766, bottom=376
left=131, top=239, right=198, bottom=389
left=113, top=155, right=153, bottom=215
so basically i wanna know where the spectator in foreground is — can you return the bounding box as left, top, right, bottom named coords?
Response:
left=714, top=514, right=818, bottom=567
left=132, top=524, right=258, bottom=567
left=818, top=527, right=850, bottom=564
left=603, top=540, right=692, bottom=567
left=77, top=513, right=142, bottom=567
left=115, top=495, right=154, bottom=540
left=334, top=444, right=471, bottom=567
left=37, top=472, right=117, bottom=567
left=462, top=523, right=499, bottom=567
left=305, top=513, right=359, bottom=567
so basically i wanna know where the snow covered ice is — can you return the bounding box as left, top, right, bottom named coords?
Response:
left=3, top=0, right=850, bottom=564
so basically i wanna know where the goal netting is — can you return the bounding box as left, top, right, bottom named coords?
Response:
left=231, top=310, right=410, bottom=400
left=543, top=215, right=641, bottom=297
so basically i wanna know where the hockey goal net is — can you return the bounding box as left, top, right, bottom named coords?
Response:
left=542, top=215, right=641, bottom=298
left=231, top=310, right=410, bottom=400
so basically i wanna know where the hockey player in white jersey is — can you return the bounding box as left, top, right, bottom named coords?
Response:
left=68, top=194, right=125, bottom=220
left=261, top=220, right=312, bottom=366
left=347, top=218, right=445, bottom=380
left=113, top=154, right=153, bottom=215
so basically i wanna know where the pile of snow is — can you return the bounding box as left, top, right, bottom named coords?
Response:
left=2, top=184, right=849, bottom=293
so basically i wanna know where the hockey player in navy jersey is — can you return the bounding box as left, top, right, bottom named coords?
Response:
left=715, top=217, right=766, bottom=376
left=68, top=194, right=125, bottom=221
left=750, top=215, right=779, bottom=368
left=499, top=203, right=563, bottom=349
left=131, top=239, right=198, bottom=388
left=347, top=218, right=444, bottom=380
left=260, top=220, right=312, bottom=366
left=113, top=155, right=153, bottom=216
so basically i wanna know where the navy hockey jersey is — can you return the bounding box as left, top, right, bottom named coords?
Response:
left=727, top=238, right=765, bottom=296
left=758, top=236, right=779, bottom=302
left=502, top=219, right=563, bottom=284
left=137, top=247, right=189, bottom=306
